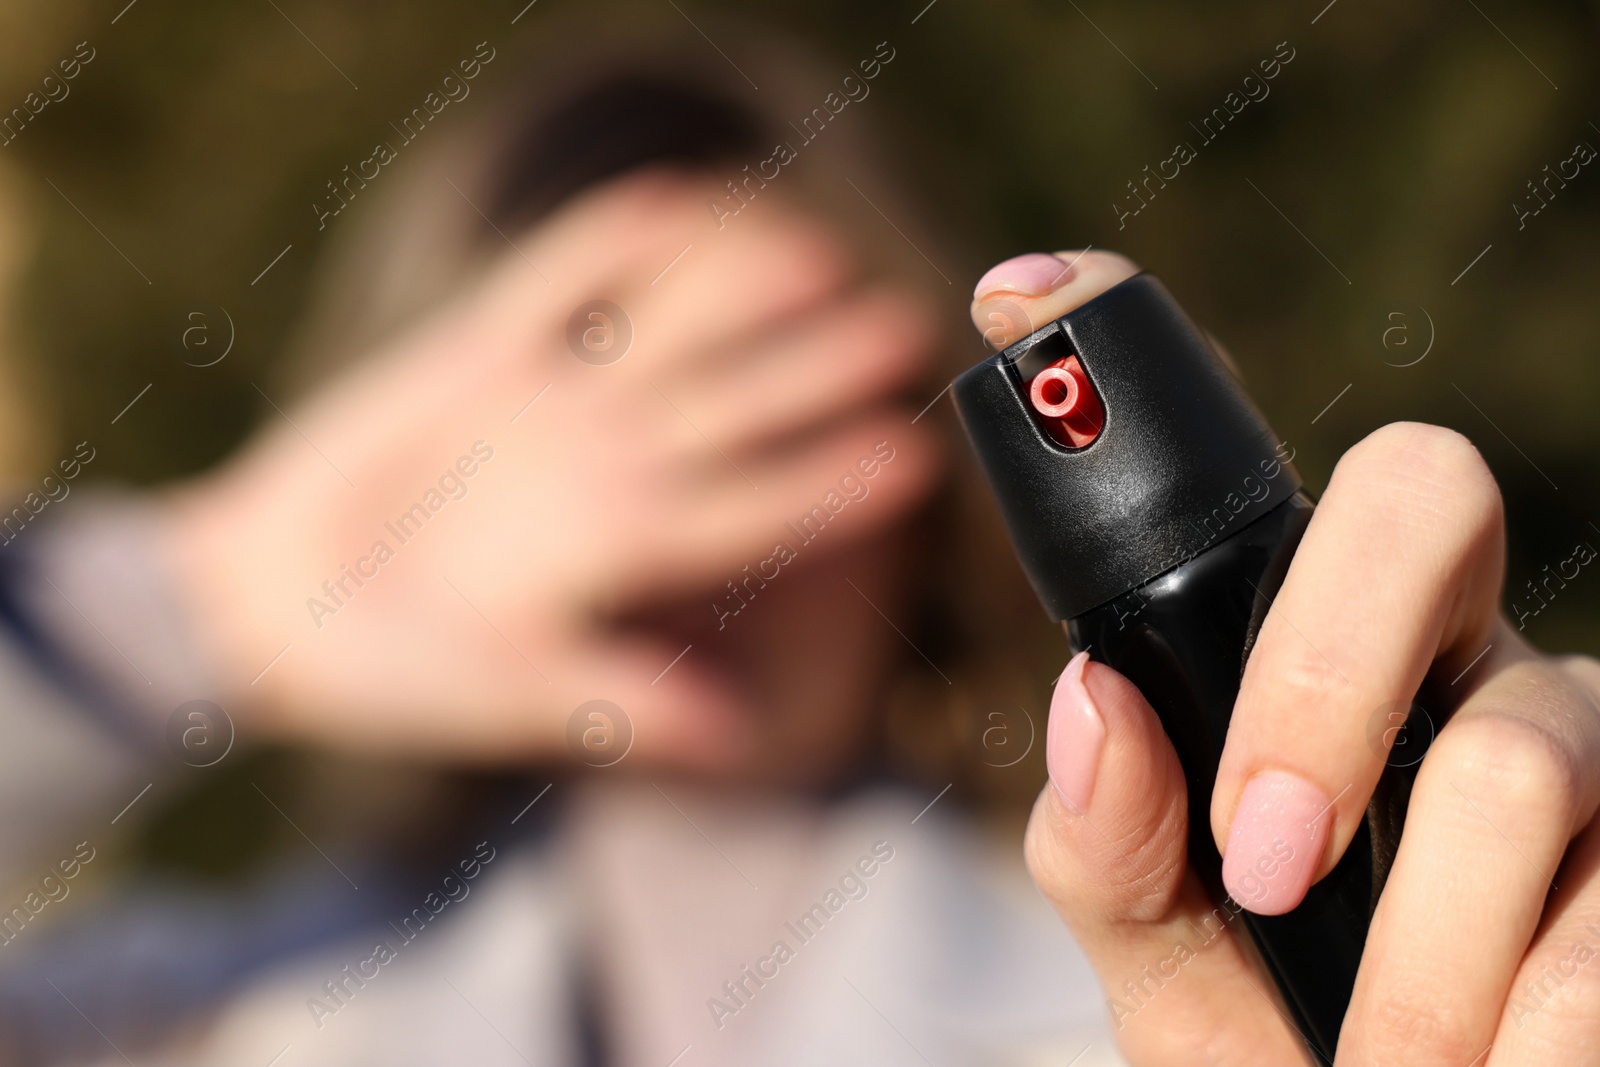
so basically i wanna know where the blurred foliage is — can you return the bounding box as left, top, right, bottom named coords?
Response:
left=0, top=0, right=1596, bottom=659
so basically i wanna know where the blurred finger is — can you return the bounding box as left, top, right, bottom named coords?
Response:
left=478, top=167, right=714, bottom=328
left=289, top=169, right=716, bottom=437
left=616, top=414, right=940, bottom=606
left=655, top=287, right=934, bottom=453
left=616, top=203, right=854, bottom=376
left=550, top=631, right=763, bottom=772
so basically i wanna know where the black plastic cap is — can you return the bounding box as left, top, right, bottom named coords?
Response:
left=953, top=273, right=1302, bottom=621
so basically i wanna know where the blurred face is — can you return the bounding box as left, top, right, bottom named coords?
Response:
left=632, top=524, right=920, bottom=786
left=598, top=176, right=945, bottom=785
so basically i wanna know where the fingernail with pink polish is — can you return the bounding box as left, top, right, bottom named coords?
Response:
left=973, top=253, right=1076, bottom=301
left=1047, top=650, right=1105, bottom=813
left=1222, top=770, right=1332, bottom=916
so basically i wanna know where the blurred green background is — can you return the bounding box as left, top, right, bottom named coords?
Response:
left=0, top=0, right=1595, bottom=667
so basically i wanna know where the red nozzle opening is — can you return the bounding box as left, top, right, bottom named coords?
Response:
left=1028, top=355, right=1104, bottom=447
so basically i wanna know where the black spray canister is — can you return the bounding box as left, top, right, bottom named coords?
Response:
left=952, top=273, right=1422, bottom=1065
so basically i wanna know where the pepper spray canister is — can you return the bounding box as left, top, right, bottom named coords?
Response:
left=952, top=273, right=1423, bottom=1064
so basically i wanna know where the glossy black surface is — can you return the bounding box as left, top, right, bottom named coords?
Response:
left=954, top=275, right=1426, bottom=1061
left=952, top=274, right=1303, bottom=621
left=1070, top=494, right=1423, bottom=1065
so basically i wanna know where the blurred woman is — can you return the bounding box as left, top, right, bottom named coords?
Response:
left=3, top=15, right=1597, bottom=1067
left=0, top=23, right=1113, bottom=1067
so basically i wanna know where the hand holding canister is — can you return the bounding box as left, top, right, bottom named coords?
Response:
left=957, top=252, right=1600, bottom=1065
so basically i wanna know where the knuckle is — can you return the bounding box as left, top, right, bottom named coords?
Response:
left=1512, top=933, right=1600, bottom=1031
left=1429, top=700, right=1584, bottom=821
left=1023, top=791, right=1103, bottom=913
left=1556, top=653, right=1600, bottom=698
left=1023, top=788, right=1187, bottom=925
left=1337, top=422, right=1503, bottom=535
left=1105, top=796, right=1190, bottom=923
left=1362, top=978, right=1481, bottom=1065
left=1117, top=1005, right=1265, bottom=1067
left=1023, top=798, right=1071, bottom=902
left=1254, top=631, right=1348, bottom=704
left=1347, top=422, right=1481, bottom=479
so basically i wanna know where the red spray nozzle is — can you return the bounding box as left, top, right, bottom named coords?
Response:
left=1028, top=355, right=1104, bottom=447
